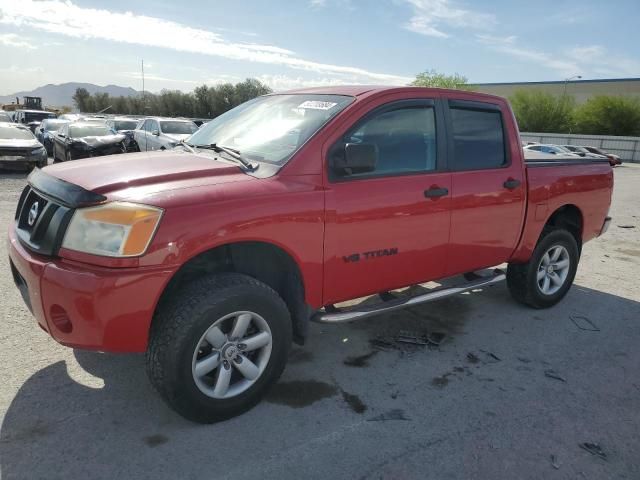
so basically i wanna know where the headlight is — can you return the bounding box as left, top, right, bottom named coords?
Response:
left=31, top=147, right=46, bottom=156
left=62, top=202, right=163, bottom=257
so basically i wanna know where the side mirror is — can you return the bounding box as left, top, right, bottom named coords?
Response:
left=40, top=128, right=45, bottom=133
left=151, top=130, right=160, bottom=136
left=332, top=143, right=377, bottom=175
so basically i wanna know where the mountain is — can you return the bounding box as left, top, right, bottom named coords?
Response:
left=0, top=82, right=140, bottom=109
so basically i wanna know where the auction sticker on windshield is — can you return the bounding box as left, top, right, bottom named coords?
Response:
left=298, top=100, right=338, bottom=110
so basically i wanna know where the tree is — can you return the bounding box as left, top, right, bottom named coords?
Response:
left=509, top=90, right=575, bottom=133
left=411, top=69, right=471, bottom=90
left=574, top=95, right=640, bottom=136
left=71, top=78, right=271, bottom=117
left=72, top=88, right=91, bottom=112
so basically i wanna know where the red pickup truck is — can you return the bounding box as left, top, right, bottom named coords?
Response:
left=8, top=86, right=613, bottom=423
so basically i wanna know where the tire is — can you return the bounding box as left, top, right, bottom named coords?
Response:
left=146, top=273, right=292, bottom=423
left=507, top=228, right=579, bottom=309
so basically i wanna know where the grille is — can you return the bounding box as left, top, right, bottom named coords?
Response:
left=14, top=186, right=73, bottom=256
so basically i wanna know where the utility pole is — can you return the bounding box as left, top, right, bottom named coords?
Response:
left=141, top=59, right=145, bottom=113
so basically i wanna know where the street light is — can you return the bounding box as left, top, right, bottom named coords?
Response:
left=562, top=75, right=582, bottom=134
left=563, top=75, right=582, bottom=96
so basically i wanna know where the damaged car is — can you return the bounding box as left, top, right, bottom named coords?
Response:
left=52, top=122, right=126, bottom=162
left=105, top=117, right=140, bottom=152
left=36, top=118, right=69, bottom=156
left=0, top=122, right=47, bottom=171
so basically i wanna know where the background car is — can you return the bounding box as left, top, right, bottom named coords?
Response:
left=14, top=109, right=57, bottom=133
left=105, top=117, right=140, bottom=152
left=0, top=122, right=47, bottom=171
left=523, top=144, right=581, bottom=157
left=0, top=110, right=13, bottom=123
left=133, top=117, right=198, bottom=152
left=36, top=119, right=69, bottom=156
left=58, top=113, right=82, bottom=122
left=562, top=145, right=608, bottom=159
left=52, top=122, right=126, bottom=162
left=581, top=146, right=622, bottom=166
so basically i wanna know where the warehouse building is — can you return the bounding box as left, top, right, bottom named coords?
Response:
left=473, top=77, right=640, bottom=104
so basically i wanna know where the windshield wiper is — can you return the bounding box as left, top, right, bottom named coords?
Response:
left=177, top=139, right=196, bottom=153
left=193, top=143, right=257, bottom=171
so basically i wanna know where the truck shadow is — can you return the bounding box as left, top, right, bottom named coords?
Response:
left=1, top=283, right=639, bottom=479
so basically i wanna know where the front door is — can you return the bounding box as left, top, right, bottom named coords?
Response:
left=323, top=99, right=451, bottom=305
left=444, top=98, right=526, bottom=276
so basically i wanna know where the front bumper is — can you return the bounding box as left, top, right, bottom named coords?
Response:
left=8, top=224, right=176, bottom=352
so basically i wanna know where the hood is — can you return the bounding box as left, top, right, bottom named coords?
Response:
left=72, top=134, right=125, bottom=148
left=164, top=133, right=191, bottom=141
left=0, top=138, right=41, bottom=149
left=42, top=150, right=248, bottom=197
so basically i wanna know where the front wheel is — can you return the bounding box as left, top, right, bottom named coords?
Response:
left=507, top=228, right=579, bottom=309
left=146, top=273, right=292, bottom=423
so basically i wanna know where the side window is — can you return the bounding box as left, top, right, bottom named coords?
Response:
left=529, top=145, right=541, bottom=151
left=143, top=120, right=152, bottom=132
left=149, top=120, right=159, bottom=133
left=450, top=106, right=506, bottom=170
left=340, top=106, right=437, bottom=178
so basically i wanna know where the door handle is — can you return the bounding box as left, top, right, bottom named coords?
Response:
left=424, top=187, right=449, bottom=198
left=503, top=179, right=521, bottom=190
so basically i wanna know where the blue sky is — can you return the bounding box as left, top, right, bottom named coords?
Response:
left=0, top=0, right=638, bottom=94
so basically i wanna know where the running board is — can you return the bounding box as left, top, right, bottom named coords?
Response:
left=312, top=270, right=506, bottom=323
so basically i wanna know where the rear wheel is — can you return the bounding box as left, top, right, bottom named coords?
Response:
left=146, top=273, right=292, bottom=423
left=507, top=228, right=579, bottom=309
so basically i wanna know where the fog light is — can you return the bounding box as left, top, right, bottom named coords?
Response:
left=50, top=305, right=72, bottom=333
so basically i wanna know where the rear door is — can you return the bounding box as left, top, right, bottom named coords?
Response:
left=444, top=98, right=526, bottom=276
left=322, top=98, right=452, bottom=305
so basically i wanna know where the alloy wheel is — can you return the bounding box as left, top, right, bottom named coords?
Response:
left=191, top=311, right=272, bottom=399
left=536, top=245, right=570, bottom=295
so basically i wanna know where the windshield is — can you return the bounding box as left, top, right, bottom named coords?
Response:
left=160, top=121, right=198, bottom=135
left=113, top=120, right=138, bottom=131
left=188, top=94, right=354, bottom=164
left=70, top=125, right=113, bottom=137
left=43, top=120, right=68, bottom=131
left=25, top=112, right=56, bottom=122
left=0, top=126, right=35, bottom=140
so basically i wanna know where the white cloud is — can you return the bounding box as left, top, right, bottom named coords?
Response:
left=119, top=71, right=200, bottom=85
left=256, top=74, right=366, bottom=91
left=310, top=0, right=327, bottom=6
left=403, top=0, right=496, bottom=38
left=476, top=34, right=582, bottom=77
left=476, top=35, right=640, bottom=79
left=0, top=32, right=36, bottom=49
left=0, top=0, right=411, bottom=85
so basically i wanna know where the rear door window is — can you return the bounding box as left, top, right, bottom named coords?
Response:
left=449, top=102, right=506, bottom=171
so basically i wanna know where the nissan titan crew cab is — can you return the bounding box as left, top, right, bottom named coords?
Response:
left=8, top=87, right=613, bottom=423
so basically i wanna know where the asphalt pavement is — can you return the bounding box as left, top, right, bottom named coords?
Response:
left=0, top=164, right=639, bottom=480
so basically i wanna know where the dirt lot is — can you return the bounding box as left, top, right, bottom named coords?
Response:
left=1, top=165, right=639, bottom=480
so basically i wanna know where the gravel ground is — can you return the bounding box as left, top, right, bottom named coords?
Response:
left=1, top=165, right=639, bottom=480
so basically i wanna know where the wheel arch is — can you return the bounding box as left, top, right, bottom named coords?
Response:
left=154, top=240, right=310, bottom=345
left=542, top=204, right=584, bottom=250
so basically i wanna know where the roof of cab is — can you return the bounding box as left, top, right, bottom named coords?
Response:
left=275, top=85, right=507, bottom=103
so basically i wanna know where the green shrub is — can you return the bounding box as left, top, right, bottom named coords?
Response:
left=574, top=96, right=640, bottom=136
left=509, top=90, right=575, bottom=133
